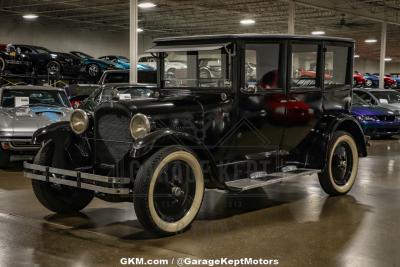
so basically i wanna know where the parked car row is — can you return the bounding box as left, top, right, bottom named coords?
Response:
left=353, top=71, right=398, bottom=89
left=0, top=43, right=156, bottom=83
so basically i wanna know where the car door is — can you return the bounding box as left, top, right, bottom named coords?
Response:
left=281, top=41, right=323, bottom=151
left=234, top=41, right=286, bottom=164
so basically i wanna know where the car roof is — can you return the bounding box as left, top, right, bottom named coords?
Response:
left=0, top=85, right=64, bottom=91
left=154, top=34, right=354, bottom=44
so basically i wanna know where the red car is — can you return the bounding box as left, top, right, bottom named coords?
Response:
left=373, top=73, right=396, bottom=88
left=353, top=72, right=365, bottom=87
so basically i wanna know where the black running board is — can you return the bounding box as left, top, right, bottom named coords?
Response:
left=225, top=168, right=320, bottom=191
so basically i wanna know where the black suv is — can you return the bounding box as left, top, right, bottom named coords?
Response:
left=25, top=34, right=367, bottom=236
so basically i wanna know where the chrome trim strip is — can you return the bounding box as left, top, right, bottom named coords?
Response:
left=24, top=172, right=129, bottom=195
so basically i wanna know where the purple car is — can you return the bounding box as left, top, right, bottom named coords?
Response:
left=352, top=94, right=400, bottom=138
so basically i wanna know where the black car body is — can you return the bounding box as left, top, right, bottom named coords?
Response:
left=13, top=45, right=83, bottom=76
left=25, top=34, right=367, bottom=236
left=0, top=44, right=32, bottom=74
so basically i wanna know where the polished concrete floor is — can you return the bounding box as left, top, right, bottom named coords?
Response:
left=0, top=139, right=400, bottom=267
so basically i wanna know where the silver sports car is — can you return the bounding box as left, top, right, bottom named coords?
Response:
left=0, top=85, right=73, bottom=167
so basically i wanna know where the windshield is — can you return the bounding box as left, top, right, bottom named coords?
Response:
left=118, top=56, right=129, bottom=63
left=34, top=47, right=52, bottom=54
left=1, top=89, right=71, bottom=108
left=352, top=94, right=369, bottom=106
left=102, top=72, right=129, bottom=84
left=73, top=52, right=93, bottom=59
left=162, top=48, right=231, bottom=89
left=370, top=91, right=400, bottom=104
left=102, top=86, right=154, bottom=100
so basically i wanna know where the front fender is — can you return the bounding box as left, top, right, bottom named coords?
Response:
left=130, top=129, right=221, bottom=188
left=32, top=122, right=92, bottom=169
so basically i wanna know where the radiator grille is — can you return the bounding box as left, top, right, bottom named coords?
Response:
left=96, top=112, right=132, bottom=164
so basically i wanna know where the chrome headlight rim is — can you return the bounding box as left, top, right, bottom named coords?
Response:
left=130, top=113, right=151, bottom=140
left=70, top=109, right=89, bottom=135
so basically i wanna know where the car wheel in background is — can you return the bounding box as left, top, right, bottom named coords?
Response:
left=0, top=57, right=6, bottom=73
left=87, top=64, right=100, bottom=78
left=47, top=61, right=61, bottom=76
left=365, top=79, right=373, bottom=87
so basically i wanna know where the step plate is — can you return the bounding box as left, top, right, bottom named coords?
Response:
left=226, top=169, right=320, bottom=191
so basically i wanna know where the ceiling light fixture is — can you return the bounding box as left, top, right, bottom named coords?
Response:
left=311, top=31, right=325, bottom=35
left=137, top=28, right=144, bottom=33
left=22, top=14, right=39, bottom=20
left=240, top=19, right=255, bottom=25
left=384, top=58, right=392, bottom=61
left=365, top=39, right=377, bottom=43
left=354, top=55, right=360, bottom=58
left=138, top=2, right=156, bottom=9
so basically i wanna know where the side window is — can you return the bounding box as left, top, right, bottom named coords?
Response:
left=291, top=44, right=319, bottom=88
left=245, top=43, right=281, bottom=90
left=325, top=46, right=350, bottom=87
left=355, top=91, right=374, bottom=104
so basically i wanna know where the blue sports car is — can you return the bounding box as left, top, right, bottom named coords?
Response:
left=70, top=51, right=125, bottom=79
left=98, top=55, right=156, bottom=72
left=352, top=94, right=400, bottom=138
left=363, top=73, right=379, bottom=88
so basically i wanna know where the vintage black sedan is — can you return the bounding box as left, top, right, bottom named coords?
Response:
left=24, top=34, right=367, bottom=236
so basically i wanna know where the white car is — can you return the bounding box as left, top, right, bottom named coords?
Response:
left=138, top=53, right=187, bottom=74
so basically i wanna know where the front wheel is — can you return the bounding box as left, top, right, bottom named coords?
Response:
left=47, top=61, right=61, bottom=76
left=134, top=146, right=205, bottom=236
left=31, top=143, right=94, bottom=214
left=318, top=131, right=359, bottom=196
left=365, top=79, right=373, bottom=87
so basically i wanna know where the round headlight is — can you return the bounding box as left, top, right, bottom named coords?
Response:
left=70, top=109, right=89, bottom=135
left=130, top=113, right=150, bottom=140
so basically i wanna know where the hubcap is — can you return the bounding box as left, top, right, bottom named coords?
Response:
left=331, top=141, right=353, bottom=186
left=88, top=65, right=99, bottom=77
left=153, top=160, right=196, bottom=223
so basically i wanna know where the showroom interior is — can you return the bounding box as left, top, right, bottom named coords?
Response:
left=1, top=0, right=400, bottom=266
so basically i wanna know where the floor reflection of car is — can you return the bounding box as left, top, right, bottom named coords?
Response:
left=0, top=86, right=73, bottom=168
left=351, top=94, right=400, bottom=138
left=353, top=89, right=400, bottom=113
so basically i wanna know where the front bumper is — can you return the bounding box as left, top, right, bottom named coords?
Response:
left=24, top=162, right=131, bottom=195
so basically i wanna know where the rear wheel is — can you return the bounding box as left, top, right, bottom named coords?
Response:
left=47, top=61, right=61, bottom=76
left=318, top=131, right=359, bottom=196
left=87, top=63, right=100, bottom=78
left=134, top=146, right=204, bottom=236
left=31, top=143, right=94, bottom=214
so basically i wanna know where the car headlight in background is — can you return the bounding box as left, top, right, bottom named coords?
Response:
left=130, top=113, right=151, bottom=140
left=70, top=109, right=89, bottom=134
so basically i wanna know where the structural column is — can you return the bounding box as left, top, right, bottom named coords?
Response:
left=288, top=1, right=295, bottom=34
left=129, top=0, right=138, bottom=84
left=379, top=22, right=387, bottom=88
